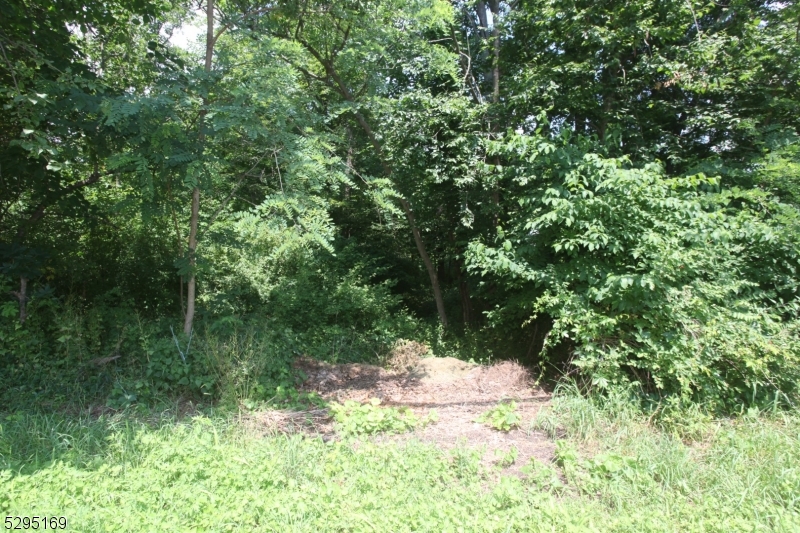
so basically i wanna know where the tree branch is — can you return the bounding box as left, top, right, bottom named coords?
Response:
left=0, top=41, right=20, bottom=95
left=201, top=149, right=272, bottom=235
left=331, top=22, right=351, bottom=58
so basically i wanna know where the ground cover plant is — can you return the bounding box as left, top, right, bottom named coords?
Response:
left=2, top=387, right=799, bottom=532
left=478, top=401, right=521, bottom=432
left=329, top=398, right=437, bottom=436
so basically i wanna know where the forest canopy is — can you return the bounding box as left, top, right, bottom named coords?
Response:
left=1, top=0, right=798, bottom=411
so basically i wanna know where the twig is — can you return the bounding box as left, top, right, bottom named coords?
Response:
left=170, top=325, right=193, bottom=362
left=275, top=151, right=284, bottom=194
left=687, top=0, right=701, bottom=36
left=0, top=41, right=20, bottom=95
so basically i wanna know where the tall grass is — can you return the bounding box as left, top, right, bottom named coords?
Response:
left=532, top=383, right=800, bottom=530
left=201, top=331, right=274, bottom=405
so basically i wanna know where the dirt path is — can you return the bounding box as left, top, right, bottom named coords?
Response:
left=253, top=355, right=555, bottom=475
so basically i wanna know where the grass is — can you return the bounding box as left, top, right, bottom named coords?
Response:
left=1, top=390, right=799, bottom=532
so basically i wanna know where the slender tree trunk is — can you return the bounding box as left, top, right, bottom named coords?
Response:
left=398, top=198, right=448, bottom=327
left=525, top=323, right=539, bottom=360
left=476, top=2, right=489, bottom=37
left=12, top=277, right=27, bottom=324
left=405, top=203, right=448, bottom=328
left=598, top=93, right=613, bottom=141
left=454, top=257, right=472, bottom=327
left=183, top=186, right=200, bottom=335
left=344, top=127, right=353, bottom=199
left=183, top=0, right=214, bottom=335
left=169, top=200, right=186, bottom=318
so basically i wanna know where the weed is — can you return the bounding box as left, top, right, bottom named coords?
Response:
left=493, top=447, right=518, bottom=468
left=329, top=399, right=437, bottom=436
left=521, top=458, right=567, bottom=493
left=265, top=386, right=326, bottom=411
left=477, top=400, right=521, bottom=431
left=449, top=444, right=483, bottom=480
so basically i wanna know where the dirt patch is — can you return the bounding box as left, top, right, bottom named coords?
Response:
left=252, top=356, right=555, bottom=474
left=410, top=357, right=475, bottom=384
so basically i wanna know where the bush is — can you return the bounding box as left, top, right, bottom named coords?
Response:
left=470, top=135, right=800, bottom=410
left=0, top=246, right=430, bottom=410
left=0, top=290, right=134, bottom=409
left=198, top=326, right=303, bottom=406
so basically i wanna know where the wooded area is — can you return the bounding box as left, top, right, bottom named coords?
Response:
left=3, top=1, right=800, bottom=530
left=1, top=0, right=798, bottom=412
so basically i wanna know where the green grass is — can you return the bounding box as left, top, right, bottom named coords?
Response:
left=1, top=391, right=799, bottom=532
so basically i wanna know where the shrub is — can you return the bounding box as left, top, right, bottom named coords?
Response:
left=470, top=135, right=800, bottom=409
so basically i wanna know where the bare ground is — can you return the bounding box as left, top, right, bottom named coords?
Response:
left=250, top=356, right=555, bottom=475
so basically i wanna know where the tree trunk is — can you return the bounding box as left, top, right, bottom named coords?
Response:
left=183, top=0, right=214, bottom=335
left=183, top=186, right=200, bottom=335
left=398, top=198, right=448, bottom=328
left=169, top=200, right=186, bottom=318
left=13, top=277, right=27, bottom=324
left=455, top=258, right=472, bottom=327
left=476, top=2, right=489, bottom=38
left=406, top=203, right=448, bottom=328
left=525, top=323, right=539, bottom=360
left=598, top=93, right=613, bottom=140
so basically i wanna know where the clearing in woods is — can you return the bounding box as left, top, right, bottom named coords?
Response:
left=251, top=350, right=555, bottom=473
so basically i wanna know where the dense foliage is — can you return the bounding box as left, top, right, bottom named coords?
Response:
left=1, top=0, right=798, bottom=411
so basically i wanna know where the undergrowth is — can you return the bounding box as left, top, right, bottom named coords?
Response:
left=477, top=401, right=521, bottom=432
left=329, top=399, right=437, bottom=436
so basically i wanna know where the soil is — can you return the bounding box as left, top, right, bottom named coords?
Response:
left=250, top=356, right=555, bottom=476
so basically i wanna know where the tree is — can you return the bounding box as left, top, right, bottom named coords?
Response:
left=249, top=0, right=462, bottom=327
left=100, top=0, right=346, bottom=332
left=0, top=0, right=166, bottom=321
